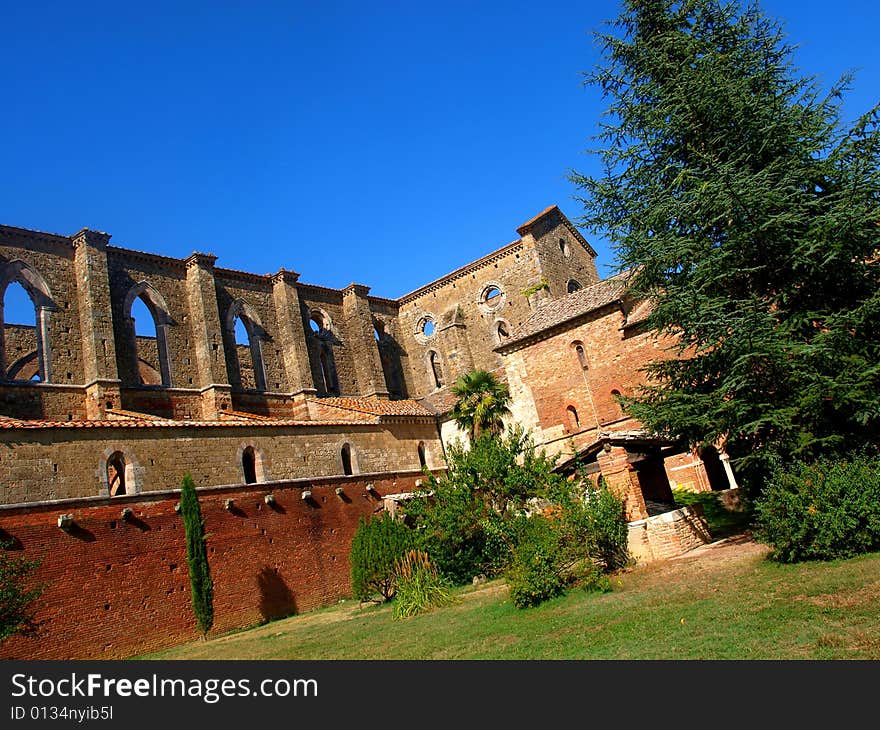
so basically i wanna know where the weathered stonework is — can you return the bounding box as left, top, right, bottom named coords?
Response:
left=0, top=204, right=735, bottom=659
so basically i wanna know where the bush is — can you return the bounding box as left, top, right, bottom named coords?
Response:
left=506, top=480, right=627, bottom=609
left=755, top=455, right=880, bottom=563
left=404, top=427, right=564, bottom=583
left=0, top=541, right=43, bottom=643
left=505, top=517, right=567, bottom=609
left=349, top=513, right=413, bottom=602
left=392, top=550, right=454, bottom=619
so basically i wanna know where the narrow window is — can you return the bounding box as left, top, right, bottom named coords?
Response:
left=429, top=351, right=444, bottom=389
left=418, top=442, right=427, bottom=469
left=567, top=279, right=582, bottom=293
left=107, top=452, right=127, bottom=496
left=611, top=389, right=623, bottom=418
left=559, top=238, right=571, bottom=257
left=242, top=446, right=257, bottom=484
left=566, top=405, right=580, bottom=431
left=319, top=346, right=338, bottom=394
left=496, top=321, right=510, bottom=341
left=341, top=443, right=353, bottom=476
left=575, top=344, right=588, bottom=370
left=309, top=313, right=323, bottom=333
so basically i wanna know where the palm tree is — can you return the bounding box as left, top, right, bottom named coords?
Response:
left=450, top=370, right=512, bottom=441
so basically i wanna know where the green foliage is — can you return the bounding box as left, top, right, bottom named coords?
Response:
left=521, top=279, right=550, bottom=298
left=0, top=541, right=43, bottom=643
left=571, top=0, right=880, bottom=482
left=349, top=512, right=414, bottom=602
left=404, top=426, right=564, bottom=583
left=755, top=455, right=880, bottom=563
left=449, top=370, right=512, bottom=441
left=672, top=487, right=753, bottom=538
left=506, top=516, right=567, bottom=608
left=180, top=473, right=213, bottom=638
left=391, top=550, right=454, bottom=619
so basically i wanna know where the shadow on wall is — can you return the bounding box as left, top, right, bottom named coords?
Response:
left=257, top=566, right=297, bottom=622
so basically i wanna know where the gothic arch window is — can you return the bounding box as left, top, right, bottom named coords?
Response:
left=242, top=446, right=257, bottom=484
left=610, top=389, right=624, bottom=419
left=0, top=260, right=55, bottom=383
left=418, top=441, right=427, bottom=469
left=123, top=281, right=173, bottom=387
left=572, top=341, right=589, bottom=370
left=319, top=344, right=339, bottom=394
left=559, top=238, right=571, bottom=257
left=107, top=452, right=127, bottom=496
left=567, top=279, right=582, bottom=293
left=566, top=405, right=580, bottom=432
left=428, top=350, right=444, bottom=389
left=340, top=442, right=356, bottom=476
left=495, top=319, right=511, bottom=343
left=226, top=299, right=267, bottom=391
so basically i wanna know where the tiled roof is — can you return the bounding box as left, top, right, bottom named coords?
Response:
left=416, top=388, right=460, bottom=416
left=0, top=416, right=369, bottom=430
left=497, top=273, right=631, bottom=349
left=308, top=397, right=434, bottom=418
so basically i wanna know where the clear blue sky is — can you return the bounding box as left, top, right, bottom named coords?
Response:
left=2, top=0, right=878, bottom=315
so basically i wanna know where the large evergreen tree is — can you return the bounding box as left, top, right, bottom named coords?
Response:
left=572, top=0, right=880, bottom=478
left=180, top=474, right=213, bottom=639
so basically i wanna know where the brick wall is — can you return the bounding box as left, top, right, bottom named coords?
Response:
left=0, top=471, right=427, bottom=659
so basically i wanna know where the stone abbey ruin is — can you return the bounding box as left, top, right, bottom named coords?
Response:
left=0, top=205, right=736, bottom=658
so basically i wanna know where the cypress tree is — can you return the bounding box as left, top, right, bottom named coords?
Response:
left=180, top=473, right=213, bottom=638
left=571, top=0, right=880, bottom=480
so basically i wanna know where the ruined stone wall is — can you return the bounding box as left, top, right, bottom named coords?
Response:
left=0, top=228, right=86, bottom=386
left=106, top=249, right=196, bottom=389
left=3, top=324, right=37, bottom=379
left=398, top=243, right=540, bottom=398
left=0, top=421, right=440, bottom=505
left=526, top=215, right=600, bottom=298
left=0, top=470, right=429, bottom=659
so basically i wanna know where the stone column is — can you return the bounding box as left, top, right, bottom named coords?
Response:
left=71, top=229, right=121, bottom=419
left=719, top=450, right=739, bottom=489
left=271, top=269, right=316, bottom=418
left=342, top=284, right=388, bottom=398
left=185, top=253, right=231, bottom=419
left=596, top=443, right=648, bottom=521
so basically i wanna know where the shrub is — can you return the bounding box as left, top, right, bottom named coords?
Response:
left=0, top=541, right=43, bottom=643
left=349, top=513, right=413, bottom=602
left=755, top=455, right=880, bottom=563
left=505, top=517, right=567, bottom=609
left=392, top=550, right=454, bottom=619
left=581, top=481, right=630, bottom=571
left=404, top=427, right=564, bottom=583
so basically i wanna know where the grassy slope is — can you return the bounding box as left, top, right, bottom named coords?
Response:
left=141, top=536, right=880, bottom=660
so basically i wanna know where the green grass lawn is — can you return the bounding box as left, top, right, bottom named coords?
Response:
left=140, top=535, right=880, bottom=660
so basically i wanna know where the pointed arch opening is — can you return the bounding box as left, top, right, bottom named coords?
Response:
left=1, top=260, right=55, bottom=383
left=242, top=446, right=257, bottom=484
left=566, top=405, right=580, bottom=432
left=319, top=344, right=339, bottom=395
left=428, top=350, right=444, bottom=390
left=226, top=299, right=267, bottom=391
left=107, top=451, right=127, bottom=496
left=124, top=282, right=173, bottom=387
left=341, top=443, right=355, bottom=476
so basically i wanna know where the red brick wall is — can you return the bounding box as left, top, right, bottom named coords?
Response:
left=0, top=471, right=425, bottom=660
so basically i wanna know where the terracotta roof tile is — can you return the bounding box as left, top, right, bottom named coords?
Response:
left=308, top=397, right=434, bottom=419
left=498, top=273, right=631, bottom=349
